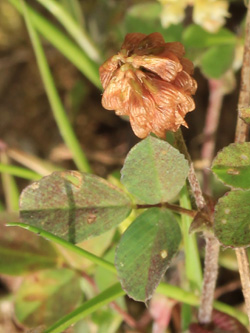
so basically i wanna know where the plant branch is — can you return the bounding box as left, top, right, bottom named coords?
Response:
left=234, top=0, right=250, bottom=325
left=198, top=233, right=220, bottom=324
left=174, top=129, right=220, bottom=324
left=136, top=202, right=197, bottom=218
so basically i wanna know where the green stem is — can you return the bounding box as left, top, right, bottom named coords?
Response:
left=61, top=0, right=85, bottom=27
left=0, top=163, right=42, bottom=181
left=0, top=153, right=19, bottom=211
left=35, top=0, right=102, bottom=63
left=7, top=222, right=116, bottom=273
left=44, top=283, right=125, bottom=333
left=8, top=0, right=101, bottom=89
left=179, top=186, right=203, bottom=292
left=21, top=0, right=92, bottom=173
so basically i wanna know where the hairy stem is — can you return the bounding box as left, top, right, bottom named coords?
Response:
left=234, top=0, right=250, bottom=325
left=175, top=129, right=220, bottom=324
left=198, top=234, right=220, bottom=324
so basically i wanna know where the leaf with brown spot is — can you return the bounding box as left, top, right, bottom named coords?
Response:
left=19, top=171, right=132, bottom=243
left=214, top=190, right=250, bottom=247
left=115, top=208, right=181, bottom=302
left=212, top=142, right=250, bottom=189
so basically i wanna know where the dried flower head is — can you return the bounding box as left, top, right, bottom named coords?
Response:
left=99, top=32, right=197, bottom=139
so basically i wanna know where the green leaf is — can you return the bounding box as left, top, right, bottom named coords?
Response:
left=0, top=213, right=60, bottom=275
left=15, top=268, right=82, bottom=327
left=20, top=171, right=132, bottom=243
left=127, top=2, right=161, bottom=20
left=200, top=45, right=235, bottom=79
left=115, top=208, right=181, bottom=302
left=121, top=136, right=189, bottom=204
left=214, top=190, right=250, bottom=247
left=212, top=142, right=250, bottom=189
left=183, top=25, right=236, bottom=48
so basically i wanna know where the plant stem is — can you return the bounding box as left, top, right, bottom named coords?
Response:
left=201, top=79, right=224, bottom=194
left=198, top=233, right=220, bottom=323
left=136, top=202, right=197, bottom=218
left=35, top=0, right=102, bottom=63
left=175, top=129, right=220, bottom=324
left=21, top=0, right=92, bottom=173
left=234, top=0, right=250, bottom=325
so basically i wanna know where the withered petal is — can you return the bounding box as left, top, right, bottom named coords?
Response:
left=121, top=33, right=146, bottom=55
left=180, top=57, right=194, bottom=74
left=128, top=84, right=157, bottom=139
left=173, top=71, right=197, bottom=95
left=133, top=32, right=165, bottom=56
left=99, top=56, right=119, bottom=89
left=132, top=53, right=182, bottom=82
left=101, top=69, right=130, bottom=112
left=161, top=42, right=185, bottom=58
left=129, top=112, right=151, bottom=139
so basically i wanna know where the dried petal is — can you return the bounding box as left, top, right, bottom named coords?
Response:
left=132, top=53, right=182, bottom=82
left=162, top=42, right=185, bottom=58
left=99, top=56, right=119, bottom=89
left=121, top=33, right=146, bottom=55
left=133, top=32, right=166, bottom=56
left=173, top=71, right=197, bottom=94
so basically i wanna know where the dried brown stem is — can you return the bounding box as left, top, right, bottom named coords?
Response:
left=234, top=0, right=250, bottom=326
left=175, top=129, right=220, bottom=324
left=201, top=79, right=224, bottom=194
left=198, top=234, right=220, bottom=324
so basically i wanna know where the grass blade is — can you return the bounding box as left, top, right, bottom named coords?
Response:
left=0, top=153, right=19, bottom=211
left=0, top=163, right=42, bottom=181
left=35, top=0, right=102, bottom=63
left=20, top=0, right=91, bottom=173
left=8, top=0, right=101, bottom=89
left=44, top=283, right=125, bottom=333
left=7, top=222, right=116, bottom=273
left=61, top=0, right=85, bottom=27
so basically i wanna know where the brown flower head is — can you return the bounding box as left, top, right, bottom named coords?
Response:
left=99, top=32, right=197, bottom=139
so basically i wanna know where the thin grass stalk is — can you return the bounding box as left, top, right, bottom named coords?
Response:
left=8, top=0, right=101, bottom=89
left=35, top=0, right=102, bottom=62
left=21, top=0, right=92, bottom=173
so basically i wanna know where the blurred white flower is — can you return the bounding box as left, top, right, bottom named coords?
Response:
left=158, top=0, right=189, bottom=27
left=193, top=0, right=230, bottom=33
left=158, top=0, right=230, bottom=32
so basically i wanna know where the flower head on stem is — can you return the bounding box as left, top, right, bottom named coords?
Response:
left=99, top=32, right=197, bottom=139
